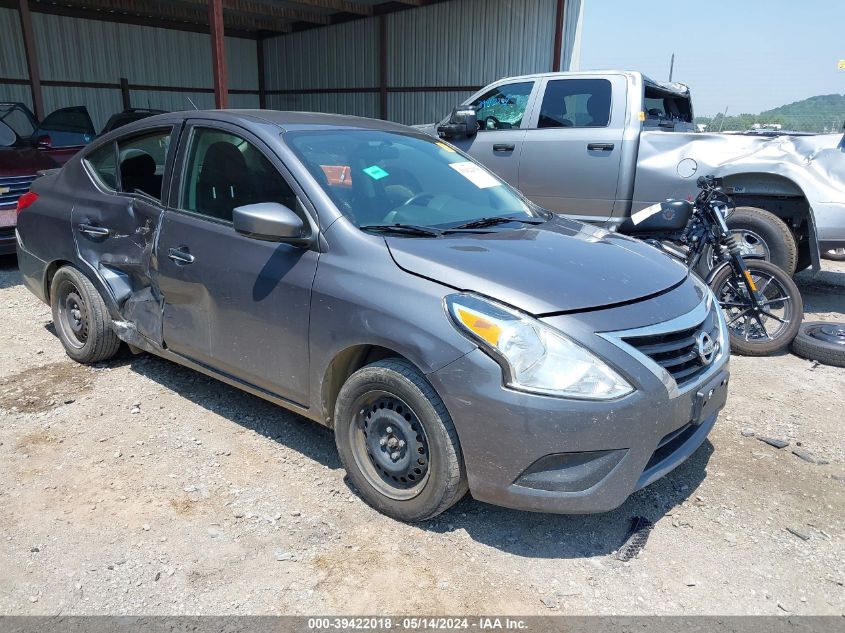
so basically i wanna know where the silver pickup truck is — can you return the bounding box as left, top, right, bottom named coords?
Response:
left=417, top=70, right=845, bottom=274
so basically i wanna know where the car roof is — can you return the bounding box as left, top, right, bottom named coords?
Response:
left=122, top=109, right=414, bottom=134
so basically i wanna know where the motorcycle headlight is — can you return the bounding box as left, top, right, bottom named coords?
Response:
left=445, top=293, right=633, bottom=400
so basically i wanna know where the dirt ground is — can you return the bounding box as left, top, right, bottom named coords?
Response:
left=0, top=254, right=843, bottom=616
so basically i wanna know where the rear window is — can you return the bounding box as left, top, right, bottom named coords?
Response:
left=643, top=85, right=693, bottom=128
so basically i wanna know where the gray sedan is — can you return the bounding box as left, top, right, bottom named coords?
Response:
left=15, top=110, right=729, bottom=521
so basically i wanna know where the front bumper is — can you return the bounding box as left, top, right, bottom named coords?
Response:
left=0, top=204, right=16, bottom=256
left=427, top=291, right=729, bottom=514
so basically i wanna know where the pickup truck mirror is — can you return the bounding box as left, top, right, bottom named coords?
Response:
left=437, top=106, right=478, bottom=140
left=233, top=202, right=311, bottom=246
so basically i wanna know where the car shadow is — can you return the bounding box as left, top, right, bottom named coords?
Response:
left=126, top=351, right=709, bottom=559
left=127, top=353, right=342, bottom=469
left=415, top=441, right=713, bottom=559
left=795, top=266, right=845, bottom=318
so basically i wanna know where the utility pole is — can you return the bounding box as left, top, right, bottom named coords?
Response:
left=718, top=106, right=729, bottom=132
left=668, top=53, right=675, bottom=82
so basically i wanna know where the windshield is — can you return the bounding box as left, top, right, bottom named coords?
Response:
left=285, top=129, right=540, bottom=230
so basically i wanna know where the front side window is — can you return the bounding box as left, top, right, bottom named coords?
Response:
left=469, top=82, right=534, bottom=131
left=537, top=79, right=612, bottom=128
left=117, top=130, right=171, bottom=201
left=180, top=128, right=297, bottom=223
left=286, top=130, right=540, bottom=229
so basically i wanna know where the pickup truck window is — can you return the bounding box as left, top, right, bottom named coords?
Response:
left=643, top=85, right=692, bottom=126
left=538, top=79, right=611, bottom=129
left=469, top=82, right=534, bottom=131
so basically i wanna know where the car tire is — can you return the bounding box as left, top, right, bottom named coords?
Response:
left=822, top=248, right=845, bottom=262
left=790, top=321, right=845, bottom=367
left=726, top=207, right=798, bottom=275
left=334, top=358, right=468, bottom=522
left=50, top=266, right=121, bottom=364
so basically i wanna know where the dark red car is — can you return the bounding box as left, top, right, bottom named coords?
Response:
left=0, top=103, right=95, bottom=255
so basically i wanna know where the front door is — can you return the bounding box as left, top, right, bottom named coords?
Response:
left=155, top=121, right=318, bottom=406
left=518, top=76, right=627, bottom=222
left=448, top=80, right=539, bottom=186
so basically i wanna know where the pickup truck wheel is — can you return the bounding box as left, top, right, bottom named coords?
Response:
left=50, top=266, right=121, bottom=364
left=697, top=206, right=798, bottom=277
left=823, top=248, right=845, bottom=262
left=334, top=358, right=468, bottom=522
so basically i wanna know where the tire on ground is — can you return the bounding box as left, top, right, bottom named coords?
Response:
left=334, top=358, right=468, bottom=522
left=50, top=265, right=121, bottom=364
left=822, top=248, right=845, bottom=262
left=790, top=321, right=845, bottom=368
left=726, top=206, right=798, bottom=275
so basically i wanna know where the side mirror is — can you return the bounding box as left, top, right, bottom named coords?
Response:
left=233, top=202, right=310, bottom=245
left=437, top=106, right=478, bottom=140
left=36, top=134, right=52, bottom=149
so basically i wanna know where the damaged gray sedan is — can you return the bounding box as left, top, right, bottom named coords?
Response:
left=16, top=110, right=728, bottom=522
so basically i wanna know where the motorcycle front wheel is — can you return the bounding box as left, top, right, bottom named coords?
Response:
left=709, top=260, right=803, bottom=356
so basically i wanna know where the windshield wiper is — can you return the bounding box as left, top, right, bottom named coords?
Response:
left=447, top=216, right=546, bottom=231
left=360, top=223, right=443, bottom=237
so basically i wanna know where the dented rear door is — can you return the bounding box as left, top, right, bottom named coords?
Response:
left=72, top=125, right=179, bottom=345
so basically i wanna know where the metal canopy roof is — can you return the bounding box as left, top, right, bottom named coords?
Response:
left=0, top=0, right=440, bottom=38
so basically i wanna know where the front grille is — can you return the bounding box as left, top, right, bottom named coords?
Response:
left=623, top=307, right=721, bottom=387
left=0, top=174, right=36, bottom=206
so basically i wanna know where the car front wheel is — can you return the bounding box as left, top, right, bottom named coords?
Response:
left=334, top=358, right=468, bottom=522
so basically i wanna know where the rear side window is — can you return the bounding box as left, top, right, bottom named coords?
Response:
left=117, top=130, right=171, bottom=201
left=85, top=143, right=118, bottom=189
left=537, top=79, right=612, bottom=128
left=180, top=127, right=297, bottom=223
left=39, top=108, right=94, bottom=135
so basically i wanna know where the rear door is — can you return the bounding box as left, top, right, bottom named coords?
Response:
left=34, top=106, right=96, bottom=164
left=73, top=126, right=176, bottom=343
left=448, top=80, right=539, bottom=186
left=518, top=75, right=627, bottom=222
left=154, top=119, right=318, bottom=406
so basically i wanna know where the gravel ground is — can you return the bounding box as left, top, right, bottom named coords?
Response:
left=0, top=255, right=843, bottom=615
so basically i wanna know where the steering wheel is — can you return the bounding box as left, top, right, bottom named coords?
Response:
left=485, top=116, right=501, bottom=131
left=401, top=192, right=435, bottom=208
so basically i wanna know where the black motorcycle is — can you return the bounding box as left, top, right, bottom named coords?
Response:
left=619, top=176, right=803, bottom=356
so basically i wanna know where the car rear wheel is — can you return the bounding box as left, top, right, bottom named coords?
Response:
left=50, top=266, right=121, bottom=364
left=334, top=358, right=468, bottom=522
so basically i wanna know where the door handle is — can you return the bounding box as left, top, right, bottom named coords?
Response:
left=77, top=223, right=110, bottom=237
left=587, top=143, right=615, bottom=151
left=168, top=247, right=195, bottom=265
left=493, top=143, right=515, bottom=152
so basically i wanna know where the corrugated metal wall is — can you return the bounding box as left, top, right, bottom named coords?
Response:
left=0, top=8, right=258, bottom=130
left=262, top=0, right=557, bottom=125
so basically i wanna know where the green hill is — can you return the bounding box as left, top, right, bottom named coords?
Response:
left=697, top=94, right=845, bottom=133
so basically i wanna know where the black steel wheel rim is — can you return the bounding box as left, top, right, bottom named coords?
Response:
left=347, top=390, right=430, bottom=501
left=715, top=269, right=793, bottom=343
left=56, top=280, right=89, bottom=349
left=804, top=322, right=845, bottom=346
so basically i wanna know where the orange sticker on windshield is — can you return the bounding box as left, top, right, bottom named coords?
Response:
left=320, top=165, right=352, bottom=187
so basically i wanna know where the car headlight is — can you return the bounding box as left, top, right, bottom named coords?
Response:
left=445, top=293, right=633, bottom=400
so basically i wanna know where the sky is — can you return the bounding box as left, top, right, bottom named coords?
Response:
left=578, top=0, right=845, bottom=116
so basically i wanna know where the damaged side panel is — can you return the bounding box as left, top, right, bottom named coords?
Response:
left=72, top=194, right=166, bottom=346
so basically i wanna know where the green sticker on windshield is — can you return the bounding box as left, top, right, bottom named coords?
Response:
left=363, top=165, right=389, bottom=180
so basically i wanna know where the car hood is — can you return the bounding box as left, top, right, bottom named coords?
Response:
left=385, top=216, right=689, bottom=315
left=0, top=146, right=58, bottom=175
